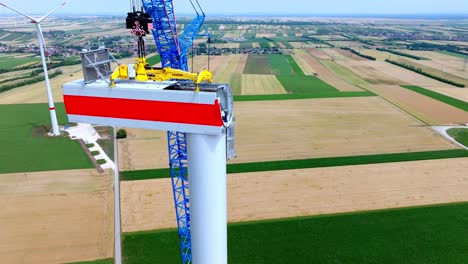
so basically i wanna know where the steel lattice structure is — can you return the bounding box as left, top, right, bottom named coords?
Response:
left=141, top=0, right=208, bottom=263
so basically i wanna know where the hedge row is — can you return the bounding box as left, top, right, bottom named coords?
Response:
left=341, top=47, right=376, bottom=61
left=385, top=59, right=465, bottom=87
left=0, top=69, right=43, bottom=85
left=0, top=70, right=63, bottom=93
left=120, top=149, right=468, bottom=181
left=376, top=48, right=427, bottom=60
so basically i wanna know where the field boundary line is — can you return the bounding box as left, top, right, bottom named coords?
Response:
left=120, top=149, right=468, bottom=181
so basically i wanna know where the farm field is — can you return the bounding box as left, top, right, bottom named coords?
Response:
left=121, top=157, right=468, bottom=231
left=0, top=57, right=137, bottom=104
left=321, top=60, right=370, bottom=88
left=0, top=54, right=40, bottom=69
left=348, top=60, right=457, bottom=87
left=370, top=85, right=468, bottom=125
left=396, top=58, right=468, bottom=87
left=240, top=74, right=286, bottom=95
left=1, top=15, right=468, bottom=264
left=0, top=169, right=113, bottom=264
left=118, top=97, right=456, bottom=171
left=423, top=86, right=468, bottom=103
left=334, top=48, right=368, bottom=61
left=294, top=50, right=363, bottom=91
left=307, top=48, right=332, bottom=60
left=401, top=85, right=468, bottom=111
left=123, top=202, right=468, bottom=264
left=0, top=103, right=93, bottom=174
left=359, top=49, right=467, bottom=85
left=337, top=60, right=403, bottom=85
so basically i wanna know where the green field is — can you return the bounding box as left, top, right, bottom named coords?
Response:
left=401, top=85, right=468, bottom=111
left=244, top=54, right=304, bottom=76
left=437, top=50, right=467, bottom=59
left=120, top=149, right=467, bottom=181
left=146, top=54, right=162, bottom=66
left=0, top=32, right=32, bottom=41
left=243, top=55, right=337, bottom=93
left=123, top=202, right=468, bottom=263
left=0, top=103, right=93, bottom=174
left=277, top=75, right=337, bottom=93
left=268, top=54, right=294, bottom=75
left=448, top=128, right=468, bottom=147
left=0, top=56, right=40, bottom=70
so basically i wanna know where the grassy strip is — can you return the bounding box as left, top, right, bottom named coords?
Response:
left=123, top=202, right=468, bottom=264
left=146, top=54, right=161, bottom=66
left=448, top=128, right=468, bottom=147
left=386, top=60, right=465, bottom=87
left=285, top=55, right=305, bottom=75
left=65, top=259, right=113, bottom=264
left=321, top=60, right=369, bottom=88
left=120, top=149, right=466, bottom=181
left=376, top=48, right=428, bottom=60
left=401, top=85, right=468, bottom=111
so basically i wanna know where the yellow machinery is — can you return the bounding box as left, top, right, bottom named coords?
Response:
left=110, top=57, right=213, bottom=91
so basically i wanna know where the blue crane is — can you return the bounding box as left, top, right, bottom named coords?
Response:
left=139, top=1, right=209, bottom=263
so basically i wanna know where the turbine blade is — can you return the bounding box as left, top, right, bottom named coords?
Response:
left=0, top=2, right=37, bottom=21
left=37, top=1, right=67, bottom=23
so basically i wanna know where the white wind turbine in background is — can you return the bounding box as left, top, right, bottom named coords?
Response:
left=0, top=1, right=67, bottom=136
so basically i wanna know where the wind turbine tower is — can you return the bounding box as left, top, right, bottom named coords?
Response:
left=0, top=1, right=67, bottom=136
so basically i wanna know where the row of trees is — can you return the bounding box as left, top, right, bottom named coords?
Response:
left=0, top=70, right=63, bottom=93
left=341, top=47, right=376, bottom=61
left=376, top=48, right=426, bottom=60
left=385, top=59, right=465, bottom=87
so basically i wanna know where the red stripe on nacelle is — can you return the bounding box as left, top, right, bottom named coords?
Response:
left=49, top=107, right=55, bottom=110
left=63, top=95, right=223, bottom=127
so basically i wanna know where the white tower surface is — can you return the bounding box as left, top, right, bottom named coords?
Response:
left=188, top=133, right=228, bottom=264
left=0, top=2, right=66, bottom=136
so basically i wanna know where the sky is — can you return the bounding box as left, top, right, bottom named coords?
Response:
left=0, top=0, right=467, bottom=16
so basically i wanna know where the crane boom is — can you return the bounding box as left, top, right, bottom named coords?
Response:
left=140, top=0, right=210, bottom=263
left=142, top=0, right=183, bottom=69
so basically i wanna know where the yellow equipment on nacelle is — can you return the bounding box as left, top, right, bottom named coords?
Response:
left=110, top=57, right=213, bottom=92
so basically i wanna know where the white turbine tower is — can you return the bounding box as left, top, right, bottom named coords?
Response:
left=0, top=1, right=67, bottom=136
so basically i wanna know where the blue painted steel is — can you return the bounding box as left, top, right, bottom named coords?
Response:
left=167, top=131, right=191, bottom=263
left=142, top=0, right=182, bottom=69
left=141, top=1, right=208, bottom=263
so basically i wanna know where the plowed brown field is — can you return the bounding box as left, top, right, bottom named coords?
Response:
left=370, top=85, right=468, bottom=125
left=121, top=158, right=468, bottom=232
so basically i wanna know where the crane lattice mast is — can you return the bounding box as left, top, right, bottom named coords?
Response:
left=141, top=1, right=210, bottom=263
